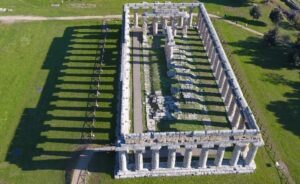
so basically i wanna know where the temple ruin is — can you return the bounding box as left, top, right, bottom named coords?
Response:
left=115, top=2, right=264, bottom=178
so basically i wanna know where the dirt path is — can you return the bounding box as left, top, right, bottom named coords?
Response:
left=208, top=13, right=264, bottom=36
left=0, top=14, right=263, bottom=36
left=132, top=29, right=143, bottom=133
left=71, top=149, right=95, bottom=184
left=0, top=15, right=121, bottom=24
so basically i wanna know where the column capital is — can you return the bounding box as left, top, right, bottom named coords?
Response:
left=185, top=144, right=197, bottom=149
left=202, top=143, right=214, bottom=148
left=133, top=146, right=145, bottom=152
left=168, top=145, right=180, bottom=150
left=151, top=145, right=161, bottom=151
left=116, top=147, right=129, bottom=152
left=219, top=143, right=232, bottom=148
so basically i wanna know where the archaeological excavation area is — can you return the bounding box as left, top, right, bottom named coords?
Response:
left=115, top=2, right=264, bottom=178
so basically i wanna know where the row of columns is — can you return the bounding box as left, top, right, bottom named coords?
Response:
left=140, top=15, right=190, bottom=37
left=197, top=11, right=245, bottom=130
left=118, top=142, right=261, bottom=172
left=133, top=7, right=194, bottom=28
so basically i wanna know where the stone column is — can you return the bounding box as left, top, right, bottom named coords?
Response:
left=162, top=17, right=168, bottom=29
left=134, top=147, right=145, bottom=171
left=152, top=17, right=158, bottom=35
left=214, top=143, right=231, bottom=167
left=142, top=17, right=148, bottom=42
left=134, top=10, right=139, bottom=28
left=183, top=145, right=195, bottom=168
left=119, top=150, right=128, bottom=172
left=232, top=107, right=242, bottom=129
left=172, top=17, right=177, bottom=36
left=180, top=16, right=184, bottom=27
left=198, top=144, right=213, bottom=168
left=182, top=18, right=188, bottom=38
left=230, top=143, right=244, bottom=166
left=245, top=142, right=262, bottom=166
left=189, top=7, right=193, bottom=27
left=151, top=146, right=161, bottom=170
left=167, top=145, right=178, bottom=168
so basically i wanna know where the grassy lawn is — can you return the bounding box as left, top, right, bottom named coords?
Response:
left=0, top=19, right=120, bottom=183
left=0, top=0, right=193, bottom=16
left=212, top=18, right=300, bottom=183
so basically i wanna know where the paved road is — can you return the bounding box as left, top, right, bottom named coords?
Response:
left=132, top=30, right=143, bottom=133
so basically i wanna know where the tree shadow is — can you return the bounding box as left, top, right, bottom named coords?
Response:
left=5, top=23, right=121, bottom=175
left=224, top=15, right=267, bottom=27
left=266, top=73, right=300, bottom=137
left=200, top=0, right=250, bottom=7
left=227, top=36, right=290, bottom=70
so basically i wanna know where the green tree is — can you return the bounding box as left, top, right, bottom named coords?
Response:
left=263, top=28, right=279, bottom=46
left=250, top=5, right=262, bottom=20
left=269, top=8, right=283, bottom=24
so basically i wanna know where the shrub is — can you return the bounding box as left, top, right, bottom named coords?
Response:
left=269, top=8, right=283, bottom=24
left=250, top=5, right=262, bottom=20
left=263, top=28, right=279, bottom=46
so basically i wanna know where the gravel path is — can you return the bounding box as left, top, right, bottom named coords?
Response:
left=132, top=29, right=143, bottom=133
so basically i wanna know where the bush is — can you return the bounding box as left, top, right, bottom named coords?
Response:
left=263, top=28, right=279, bottom=46
left=269, top=8, right=283, bottom=24
left=250, top=5, right=262, bottom=20
left=292, top=13, right=300, bottom=30
left=288, top=34, right=300, bottom=67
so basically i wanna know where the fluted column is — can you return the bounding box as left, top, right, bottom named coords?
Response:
left=151, top=146, right=161, bottom=170
left=230, top=143, right=244, bottom=166
left=245, top=142, right=262, bottom=166
left=142, top=17, right=148, bottom=42
left=167, top=145, right=178, bottom=168
left=214, top=143, right=231, bottom=167
left=198, top=144, right=213, bottom=168
left=189, top=8, right=193, bottom=27
left=162, top=17, right=168, bottom=29
left=182, top=18, right=188, bottom=38
left=172, top=17, right=177, bottom=36
left=134, top=147, right=145, bottom=171
left=180, top=16, right=184, bottom=27
left=134, top=10, right=139, bottom=28
left=119, top=150, right=128, bottom=172
left=152, top=17, right=158, bottom=35
left=183, top=145, right=195, bottom=168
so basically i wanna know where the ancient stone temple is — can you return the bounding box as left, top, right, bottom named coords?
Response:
left=116, top=1, right=264, bottom=178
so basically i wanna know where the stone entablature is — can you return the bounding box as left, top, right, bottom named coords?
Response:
left=122, top=130, right=262, bottom=145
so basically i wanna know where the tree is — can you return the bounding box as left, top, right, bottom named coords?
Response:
left=288, top=34, right=300, bottom=67
left=269, top=8, right=283, bottom=24
left=250, top=5, right=262, bottom=20
left=263, top=28, right=279, bottom=46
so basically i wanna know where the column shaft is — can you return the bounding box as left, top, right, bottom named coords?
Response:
left=167, top=149, right=176, bottom=168
left=198, top=148, right=209, bottom=168
left=214, top=146, right=226, bottom=166
left=230, top=144, right=242, bottom=166
left=119, top=151, right=127, bottom=172
left=183, top=148, right=193, bottom=168
left=151, top=149, right=160, bottom=170
left=245, top=144, right=259, bottom=165
left=135, top=151, right=143, bottom=171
